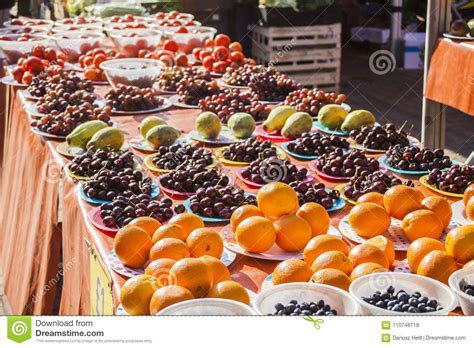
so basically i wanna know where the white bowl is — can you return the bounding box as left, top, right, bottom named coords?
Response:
left=100, top=58, right=165, bottom=88
left=167, top=26, right=217, bottom=54
left=449, top=267, right=474, bottom=315
left=4, top=19, right=54, bottom=31
left=109, top=29, right=162, bottom=58
left=253, top=282, right=360, bottom=315
left=349, top=272, right=457, bottom=315
left=0, top=33, right=50, bottom=64
left=54, top=17, right=103, bottom=28
left=157, top=298, right=256, bottom=315
left=51, top=32, right=105, bottom=63
left=51, top=25, right=103, bottom=34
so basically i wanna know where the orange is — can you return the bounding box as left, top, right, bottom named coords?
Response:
left=114, top=225, right=153, bottom=268
left=303, top=235, right=350, bottom=266
left=186, top=228, right=224, bottom=258
left=401, top=209, right=443, bottom=242
left=310, top=269, right=351, bottom=291
left=296, top=202, right=330, bottom=236
left=348, top=202, right=391, bottom=238
left=149, top=238, right=190, bottom=261
left=406, top=237, right=445, bottom=272
left=144, top=258, right=176, bottom=287
left=152, top=224, right=187, bottom=243
left=272, top=258, right=313, bottom=285
left=120, top=275, right=160, bottom=315
left=168, top=258, right=213, bottom=298
left=235, top=216, right=276, bottom=253
left=357, top=192, right=384, bottom=207
left=466, top=196, right=474, bottom=221
left=463, top=259, right=474, bottom=268
left=365, top=235, right=395, bottom=266
left=274, top=215, right=312, bottom=252
left=257, top=182, right=299, bottom=219
left=207, top=280, right=250, bottom=305
left=200, top=255, right=231, bottom=285
left=445, top=225, right=474, bottom=264
left=350, top=262, right=388, bottom=281
left=421, top=196, right=452, bottom=229
left=168, top=213, right=205, bottom=239
left=128, top=216, right=161, bottom=238
left=310, top=250, right=353, bottom=275
left=149, top=285, right=194, bottom=315
left=230, top=205, right=263, bottom=231
left=463, top=183, right=474, bottom=206
left=383, top=185, right=423, bottom=219
left=348, top=243, right=389, bottom=268
left=417, top=250, right=459, bottom=284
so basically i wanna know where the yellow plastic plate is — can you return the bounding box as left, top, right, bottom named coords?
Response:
left=419, top=175, right=464, bottom=198
left=144, top=154, right=218, bottom=174
left=214, top=146, right=286, bottom=166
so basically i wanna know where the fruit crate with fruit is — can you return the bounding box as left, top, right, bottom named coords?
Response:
left=251, top=24, right=341, bottom=90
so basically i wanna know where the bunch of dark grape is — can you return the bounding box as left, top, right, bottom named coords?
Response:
left=36, top=89, right=98, bottom=115
left=27, top=71, right=94, bottom=98
left=286, top=132, right=350, bottom=157
left=222, top=64, right=266, bottom=87
left=151, top=144, right=214, bottom=171
left=289, top=181, right=339, bottom=209
left=221, top=139, right=276, bottom=163
left=343, top=170, right=414, bottom=200
left=350, top=124, right=410, bottom=151
left=100, top=195, right=185, bottom=227
left=69, top=150, right=134, bottom=178
left=240, top=157, right=308, bottom=185
left=83, top=168, right=153, bottom=201
left=247, top=68, right=301, bottom=102
left=160, top=168, right=230, bottom=194
left=105, top=84, right=164, bottom=112
left=198, top=90, right=270, bottom=123
left=31, top=105, right=112, bottom=136
left=188, top=185, right=256, bottom=219
left=426, top=164, right=474, bottom=194
left=272, top=299, right=337, bottom=316
left=157, top=66, right=212, bottom=92
left=314, top=149, right=379, bottom=178
left=284, top=88, right=347, bottom=117
left=386, top=145, right=452, bottom=171
left=176, top=78, right=221, bottom=105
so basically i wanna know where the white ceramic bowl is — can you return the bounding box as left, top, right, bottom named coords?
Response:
left=51, top=31, right=105, bottom=63
left=167, top=26, right=217, bottom=54
left=349, top=272, right=457, bottom=315
left=253, top=282, right=360, bottom=315
left=100, top=58, right=165, bottom=89
left=157, top=298, right=256, bottom=315
left=449, top=267, right=474, bottom=315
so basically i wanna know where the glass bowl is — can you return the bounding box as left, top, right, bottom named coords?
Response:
left=109, top=29, right=162, bottom=58
left=100, top=58, right=165, bottom=88
left=166, top=26, right=217, bottom=54
left=51, top=32, right=105, bottom=63
left=0, top=33, right=50, bottom=64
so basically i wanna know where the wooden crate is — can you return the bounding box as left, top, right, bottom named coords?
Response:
left=288, top=70, right=340, bottom=91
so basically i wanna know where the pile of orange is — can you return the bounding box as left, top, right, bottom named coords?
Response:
left=230, top=182, right=331, bottom=254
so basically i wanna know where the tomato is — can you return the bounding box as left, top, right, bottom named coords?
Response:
left=78, top=55, right=86, bottom=67
left=230, top=51, right=245, bottom=63
left=204, top=39, right=215, bottom=48
left=176, top=53, right=188, bottom=66
left=136, top=39, right=148, bottom=50
left=229, top=42, right=242, bottom=52
left=159, top=55, right=175, bottom=67
left=84, top=68, right=100, bottom=81
left=80, top=43, right=93, bottom=54
left=202, top=56, right=215, bottom=71
left=192, top=48, right=201, bottom=60
left=214, top=34, right=231, bottom=47
left=155, top=50, right=174, bottom=59
left=25, top=56, right=44, bottom=72
left=212, top=60, right=230, bottom=74
left=11, top=66, right=25, bottom=82
left=21, top=71, right=33, bottom=84
left=93, top=53, right=107, bottom=68
left=176, top=26, right=188, bottom=34
left=43, top=48, right=57, bottom=61
left=163, top=39, right=178, bottom=52
left=56, top=58, right=65, bottom=67
left=32, top=44, right=45, bottom=58
left=138, top=49, right=148, bottom=58
left=91, top=48, right=106, bottom=56
left=212, top=46, right=229, bottom=61
left=144, top=52, right=154, bottom=59
left=82, top=56, right=93, bottom=67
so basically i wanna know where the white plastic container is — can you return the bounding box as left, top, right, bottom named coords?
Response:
left=253, top=282, right=360, bottom=315
left=167, top=26, right=217, bottom=54
left=349, top=272, right=457, bottom=315
left=449, top=267, right=474, bottom=315
left=157, top=298, right=256, bottom=315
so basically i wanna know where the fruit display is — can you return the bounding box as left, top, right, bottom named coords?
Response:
left=176, top=79, right=221, bottom=106
left=426, top=164, right=474, bottom=194
left=157, top=66, right=212, bottom=92
left=350, top=123, right=410, bottom=150
left=68, top=150, right=134, bottom=178
left=271, top=300, right=337, bottom=316
left=341, top=110, right=376, bottom=132
left=145, top=125, right=181, bottom=149
left=317, top=104, right=349, bottom=130
left=0, top=33, right=49, bottom=64
left=79, top=48, right=125, bottom=82
left=195, top=112, right=222, bottom=139
left=151, top=144, right=214, bottom=171
left=261, top=106, right=313, bottom=139
left=198, top=90, right=270, bottom=123
left=188, top=186, right=257, bottom=219
left=313, top=149, right=380, bottom=178
left=105, top=84, right=165, bottom=112
left=285, top=132, right=350, bottom=157
left=87, top=127, right=125, bottom=151
left=248, top=68, right=301, bottom=102
left=240, top=157, right=309, bottom=185
left=386, top=145, right=452, bottom=172
left=362, top=286, right=443, bottom=313
left=221, top=139, right=277, bottom=163
left=83, top=168, right=154, bottom=201
left=67, top=120, right=109, bottom=149
left=27, top=71, right=94, bottom=98
left=36, top=89, right=98, bottom=115
left=343, top=171, right=414, bottom=201
left=221, top=64, right=265, bottom=87
left=227, top=113, right=256, bottom=138
left=160, top=169, right=231, bottom=194
left=285, top=88, right=347, bottom=117
left=138, top=46, right=190, bottom=68
left=289, top=182, right=340, bottom=210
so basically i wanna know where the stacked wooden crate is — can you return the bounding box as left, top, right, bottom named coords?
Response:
left=252, top=23, right=341, bottom=91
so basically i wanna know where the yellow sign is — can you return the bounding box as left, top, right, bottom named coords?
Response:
left=86, top=239, right=114, bottom=315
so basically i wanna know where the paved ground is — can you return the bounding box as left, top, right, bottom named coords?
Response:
left=339, top=45, right=473, bottom=159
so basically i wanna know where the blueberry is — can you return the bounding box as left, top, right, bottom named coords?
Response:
left=419, top=296, right=428, bottom=304
left=392, top=305, right=402, bottom=312
left=317, top=300, right=325, bottom=307
left=408, top=298, right=419, bottom=306
left=397, top=292, right=409, bottom=302
left=408, top=306, right=420, bottom=313
left=302, top=310, right=312, bottom=315
left=275, top=303, right=284, bottom=311
left=376, top=301, right=386, bottom=308
left=287, top=304, right=296, bottom=312
left=380, top=292, right=390, bottom=300
left=323, top=304, right=330, bottom=311
left=427, top=299, right=437, bottom=308
left=362, top=296, right=371, bottom=303
left=417, top=303, right=426, bottom=312
left=425, top=306, right=435, bottom=312
left=294, top=308, right=302, bottom=315
left=316, top=309, right=325, bottom=316
left=413, top=291, right=421, bottom=298
left=310, top=304, right=318, bottom=312
left=402, top=304, right=410, bottom=311
left=387, top=286, right=395, bottom=294
left=388, top=300, right=398, bottom=307
left=290, top=300, right=298, bottom=305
